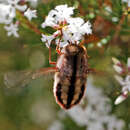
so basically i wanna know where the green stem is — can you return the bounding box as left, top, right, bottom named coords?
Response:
left=16, top=10, right=43, bottom=35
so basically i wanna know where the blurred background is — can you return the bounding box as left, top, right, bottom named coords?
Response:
left=0, top=0, right=130, bottom=130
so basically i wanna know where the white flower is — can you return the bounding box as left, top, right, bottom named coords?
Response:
left=7, top=0, right=27, bottom=12
left=24, top=8, right=37, bottom=21
left=55, top=39, right=68, bottom=48
left=87, top=122, right=104, bottom=130
left=66, top=18, right=92, bottom=42
left=25, top=0, right=38, bottom=7
left=48, top=120, right=64, bottom=130
left=122, top=75, right=130, bottom=92
left=122, top=0, right=130, bottom=7
left=114, top=57, right=130, bottom=104
left=41, top=34, right=55, bottom=48
left=113, top=65, right=123, bottom=74
left=0, top=0, right=28, bottom=25
left=115, top=93, right=127, bottom=105
left=115, top=75, right=130, bottom=92
left=0, top=0, right=29, bottom=37
left=41, top=4, right=74, bottom=28
left=0, top=0, right=27, bottom=22
left=30, top=100, right=55, bottom=125
left=112, top=17, right=119, bottom=22
left=127, top=57, right=130, bottom=69
left=112, top=57, right=124, bottom=74
left=41, top=4, right=92, bottom=48
left=4, top=0, right=27, bottom=20
left=114, top=75, right=124, bottom=86
left=104, top=6, right=112, bottom=13
left=0, top=4, right=13, bottom=24
left=112, top=57, right=121, bottom=65
left=67, top=18, right=92, bottom=35
left=4, top=22, right=19, bottom=37
left=106, top=115, right=125, bottom=130
left=25, top=0, right=38, bottom=3
left=81, top=21, right=92, bottom=34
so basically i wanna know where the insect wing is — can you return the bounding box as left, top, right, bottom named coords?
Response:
left=4, top=67, right=57, bottom=89
left=4, top=70, right=36, bottom=88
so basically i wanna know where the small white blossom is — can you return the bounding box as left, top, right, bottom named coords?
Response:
left=48, top=120, right=63, bottom=130
left=41, top=34, right=55, bottom=48
left=114, top=75, right=124, bottom=86
left=97, top=42, right=102, bottom=47
left=0, top=0, right=27, bottom=21
left=0, top=0, right=27, bottom=22
left=105, top=6, right=112, bottom=13
left=66, top=18, right=92, bottom=42
left=25, top=0, right=38, bottom=7
left=41, top=4, right=92, bottom=48
left=24, top=8, right=37, bottom=21
left=122, top=0, right=130, bottom=7
left=122, top=75, right=130, bottom=92
left=112, top=57, right=124, bottom=74
left=115, top=93, right=127, bottom=105
left=7, top=0, right=27, bottom=12
left=112, top=17, right=119, bottom=22
left=0, top=4, right=13, bottom=24
left=55, top=39, right=68, bottom=48
left=113, top=57, right=130, bottom=104
left=25, top=0, right=38, bottom=3
left=4, top=22, right=19, bottom=37
left=41, top=4, right=74, bottom=28
left=0, top=0, right=29, bottom=37
left=115, top=75, right=130, bottom=92
left=113, top=65, right=123, bottom=74
left=87, top=122, right=104, bottom=130
left=112, top=57, right=121, bottom=65
left=127, top=57, right=130, bottom=68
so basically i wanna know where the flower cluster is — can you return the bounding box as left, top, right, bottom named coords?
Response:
left=112, top=57, right=130, bottom=104
left=0, top=0, right=37, bottom=37
left=48, top=120, right=64, bottom=130
left=41, top=4, right=92, bottom=48
left=49, top=78, right=125, bottom=130
left=122, top=0, right=130, bottom=7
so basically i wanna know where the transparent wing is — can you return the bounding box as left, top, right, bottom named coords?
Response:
left=4, top=70, right=34, bottom=88
left=4, top=67, right=57, bottom=89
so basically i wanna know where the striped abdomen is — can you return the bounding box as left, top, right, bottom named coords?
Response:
left=53, top=44, right=88, bottom=109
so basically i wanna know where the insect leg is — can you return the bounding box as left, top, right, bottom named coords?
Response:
left=87, top=68, right=96, bottom=73
left=32, top=67, right=58, bottom=79
left=80, top=34, right=100, bottom=46
left=39, top=67, right=58, bottom=74
left=56, top=30, right=64, bottom=55
left=87, top=68, right=104, bottom=75
left=49, top=47, right=56, bottom=65
left=56, top=47, right=62, bottom=55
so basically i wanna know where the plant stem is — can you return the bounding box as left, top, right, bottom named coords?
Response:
left=16, top=10, right=43, bottom=35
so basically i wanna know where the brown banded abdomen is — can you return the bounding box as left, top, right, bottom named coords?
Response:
left=53, top=44, right=88, bottom=109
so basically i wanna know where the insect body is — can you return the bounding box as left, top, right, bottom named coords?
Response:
left=54, top=44, right=89, bottom=109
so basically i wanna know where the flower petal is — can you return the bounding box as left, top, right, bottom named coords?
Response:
left=127, top=57, right=130, bottom=68
left=112, top=57, right=121, bottom=65
left=114, top=75, right=125, bottom=86
left=113, top=65, right=123, bottom=74
left=16, top=4, right=27, bottom=11
left=115, top=95, right=126, bottom=105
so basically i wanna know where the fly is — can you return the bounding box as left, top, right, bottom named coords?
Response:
left=4, top=43, right=91, bottom=110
